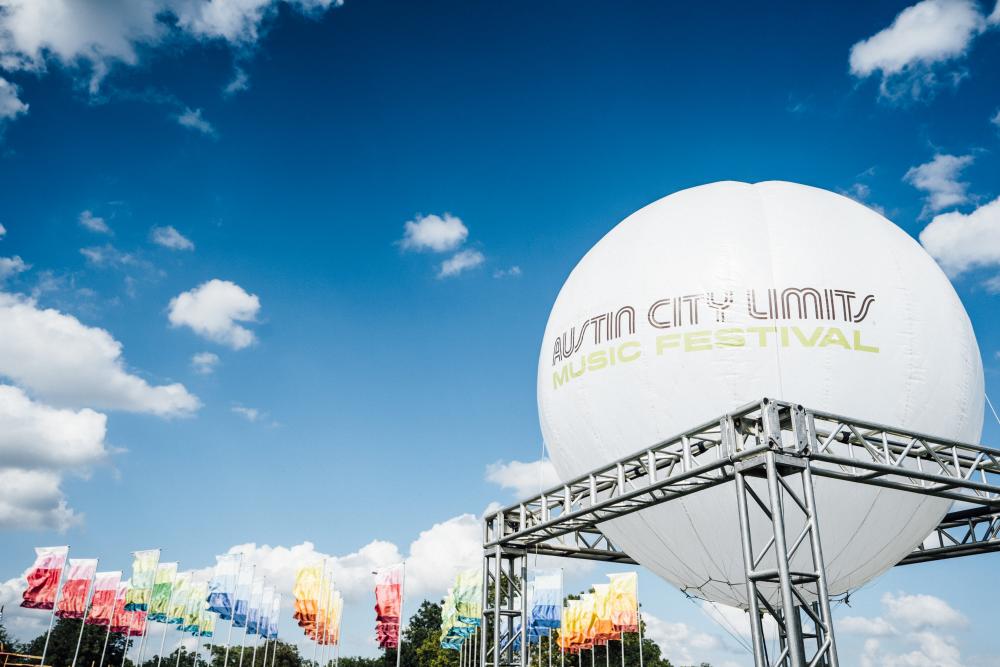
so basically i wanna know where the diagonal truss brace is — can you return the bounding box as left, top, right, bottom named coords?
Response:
left=483, top=398, right=1000, bottom=667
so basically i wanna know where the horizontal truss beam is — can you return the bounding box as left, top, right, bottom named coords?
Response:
left=485, top=398, right=1000, bottom=567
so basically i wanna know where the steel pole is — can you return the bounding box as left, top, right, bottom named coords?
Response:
left=801, top=464, right=839, bottom=667
left=72, top=565, right=99, bottom=667
left=764, top=452, right=807, bottom=667
left=238, top=566, right=257, bottom=667
left=224, top=555, right=245, bottom=667
left=41, top=550, right=70, bottom=667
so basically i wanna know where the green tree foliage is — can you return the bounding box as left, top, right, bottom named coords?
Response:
left=19, top=618, right=130, bottom=667
left=8, top=602, right=709, bottom=667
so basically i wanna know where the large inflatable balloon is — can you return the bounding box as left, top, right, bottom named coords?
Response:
left=537, top=181, right=984, bottom=607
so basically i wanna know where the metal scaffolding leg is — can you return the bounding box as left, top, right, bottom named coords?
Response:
left=483, top=545, right=529, bottom=667
left=730, top=402, right=839, bottom=667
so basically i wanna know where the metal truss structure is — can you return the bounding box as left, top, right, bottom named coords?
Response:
left=481, top=398, right=1000, bottom=667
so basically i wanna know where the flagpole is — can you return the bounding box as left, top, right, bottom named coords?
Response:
left=101, top=583, right=123, bottom=667
left=250, top=580, right=262, bottom=667
left=311, top=561, right=326, bottom=667
left=260, top=635, right=268, bottom=667
left=137, top=550, right=163, bottom=667
left=206, top=629, right=217, bottom=667
left=41, top=547, right=70, bottom=667
left=559, top=570, right=564, bottom=667
left=71, top=562, right=99, bottom=667
left=238, top=565, right=257, bottom=667
left=269, top=632, right=277, bottom=667
left=395, top=562, right=405, bottom=667
left=157, top=569, right=182, bottom=667
left=223, top=554, right=244, bottom=667
left=619, top=634, right=623, bottom=667
left=636, top=608, right=643, bottom=667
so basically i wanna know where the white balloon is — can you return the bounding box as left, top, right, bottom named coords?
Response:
left=537, top=181, right=984, bottom=608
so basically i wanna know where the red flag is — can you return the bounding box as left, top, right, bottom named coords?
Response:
left=85, top=572, right=123, bottom=626
left=125, top=610, right=147, bottom=637
left=110, top=582, right=131, bottom=634
left=374, top=566, right=403, bottom=649
left=56, top=559, right=98, bottom=619
left=21, top=547, right=68, bottom=610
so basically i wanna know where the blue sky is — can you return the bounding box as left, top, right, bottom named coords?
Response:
left=0, top=0, right=999, bottom=665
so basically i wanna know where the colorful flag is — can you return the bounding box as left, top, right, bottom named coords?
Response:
left=255, top=586, right=274, bottom=636
left=148, top=562, right=178, bottom=622
left=232, top=567, right=255, bottom=629
left=124, top=549, right=159, bottom=611
left=329, top=592, right=343, bottom=646
left=54, top=558, right=98, bottom=619
left=167, top=572, right=193, bottom=624
left=607, top=572, right=639, bottom=633
left=374, top=565, right=403, bottom=649
left=246, top=582, right=266, bottom=635
left=181, top=581, right=208, bottom=634
left=198, top=604, right=216, bottom=638
left=111, top=581, right=131, bottom=634
left=126, top=610, right=147, bottom=637
left=267, top=594, right=281, bottom=640
left=454, top=568, right=482, bottom=626
left=293, top=564, right=321, bottom=631
left=207, top=553, right=241, bottom=620
left=85, top=572, right=123, bottom=626
left=592, top=584, right=614, bottom=645
left=21, top=546, right=69, bottom=610
left=527, top=569, right=560, bottom=637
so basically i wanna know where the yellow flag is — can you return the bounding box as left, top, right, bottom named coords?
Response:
left=607, top=572, right=639, bottom=632
left=293, top=564, right=321, bottom=629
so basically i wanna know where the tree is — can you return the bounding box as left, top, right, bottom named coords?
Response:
left=21, top=618, right=131, bottom=667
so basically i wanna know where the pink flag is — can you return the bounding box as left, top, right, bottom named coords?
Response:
left=21, top=547, right=69, bottom=610
left=85, top=572, right=123, bottom=626
left=374, top=566, right=403, bottom=649
left=56, top=559, right=98, bottom=619
left=110, top=582, right=130, bottom=634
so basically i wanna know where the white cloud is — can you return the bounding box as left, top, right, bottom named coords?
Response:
left=849, top=0, right=990, bottom=100
left=493, top=265, right=522, bottom=279
left=991, top=0, right=1000, bottom=24
left=992, top=108, right=1000, bottom=129
left=0, top=468, right=79, bottom=531
left=191, top=351, right=220, bottom=375
left=79, top=210, right=111, bottom=234
left=485, top=458, right=560, bottom=498
left=0, top=292, right=199, bottom=416
left=919, top=195, right=1000, bottom=276
left=842, top=591, right=969, bottom=667
left=439, top=249, right=485, bottom=278
left=0, top=384, right=107, bottom=531
left=400, top=213, right=469, bottom=253
left=176, top=107, right=216, bottom=136
left=168, top=279, right=261, bottom=349
left=881, top=591, right=966, bottom=630
left=151, top=225, right=195, bottom=250
left=0, top=223, right=6, bottom=237
left=904, top=153, right=974, bottom=215
left=641, top=612, right=725, bottom=665
left=841, top=615, right=897, bottom=637
left=223, top=66, right=250, bottom=96
left=0, top=76, right=28, bottom=120
left=214, top=513, right=479, bottom=607
left=0, top=255, right=30, bottom=280
left=0, top=0, right=345, bottom=95
left=80, top=244, right=140, bottom=268
left=0, top=384, right=107, bottom=469
left=232, top=404, right=260, bottom=422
